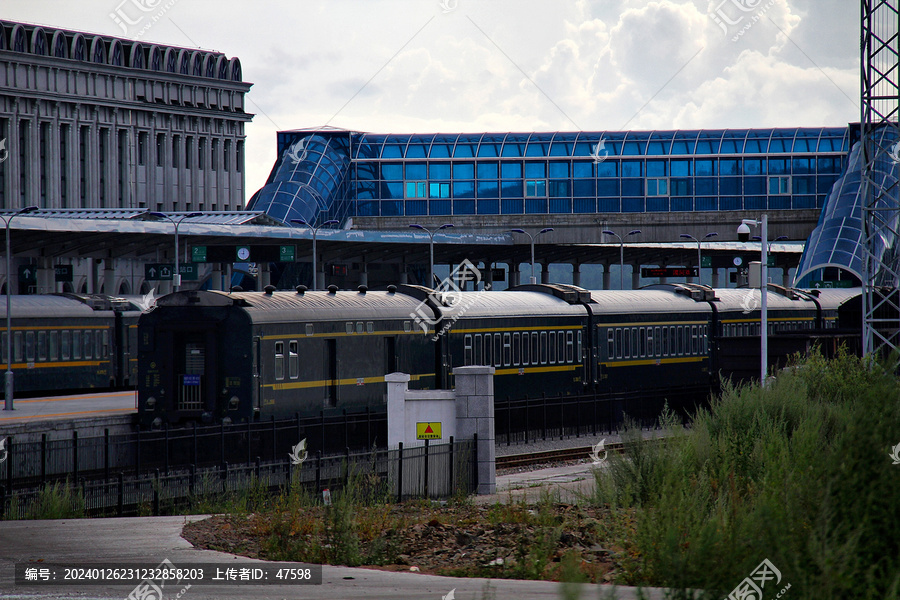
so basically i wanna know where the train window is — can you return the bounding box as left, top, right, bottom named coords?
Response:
left=615, top=328, right=623, bottom=359
left=633, top=328, right=641, bottom=358
left=494, top=334, right=502, bottom=367
left=306, top=324, right=314, bottom=336
left=474, top=334, right=482, bottom=365
left=403, top=321, right=411, bottom=333
left=289, top=341, right=299, bottom=379
left=675, top=326, right=682, bottom=355
left=37, top=331, right=47, bottom=361
left=84, top=330, right=93, bottom=359
left=607, top=329, right=614, bottom=359
left=691, top=326, right=698, bottom=355
left=669, top=327, right=675, bottom=356
left=623, top=328, right=631, bottom=358
left=558, top=331, right=566, bottom=362
left=531, top=332, right=539, bottom=364
left=345, top=322, right=354, bottom=335
left=540, top=331, right=548, bottom=364
left=566, top=331, right=574, bottom=363
left=701, top=326, right=708, bottom=354
left=549, top=331, right=556, bottom=364
left=577, top=330, right=583, bottom=364
left=102, top=330, right=110, bottom=358
left=654, top=327, right=661, bottom=357
left=356, top=322, right=364, bottom=334
left=512, top=332, right=520, bottom=365
left=484, top=334, right=492, bottom=366
left=464, top=334, right=473, bottom=365
left=14, top=332, right=23, bottom=363
left=366, top=322, right=374, bottom=334
left=635, top=328, right=643, bottom=358
left=503, top=333, right=511, bottom=366
left=274, top=341, right=285, bottom=380
left=62, top=331, right=71, bottom=360
left=96, top=331, right=103, bottom=359
left=522, top=332, right=530, bottom=365
left=643, top=327, right=650, bottom=357
left=25, top=331, right=35, bottom=362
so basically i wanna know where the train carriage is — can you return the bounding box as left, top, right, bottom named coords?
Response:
left=137, top=286, right=438, bottom=427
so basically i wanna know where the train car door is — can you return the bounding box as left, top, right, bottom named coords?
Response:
left=173, top=327, right=217, bottom=414
left=252, top=336, right=262, bottom=414
left=325, top=338, right=337, bottom=407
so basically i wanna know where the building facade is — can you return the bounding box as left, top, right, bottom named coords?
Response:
left=0, top=20, right=252, bottom=213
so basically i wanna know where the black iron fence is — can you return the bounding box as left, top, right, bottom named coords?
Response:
left=494, top=387, right=707, bottom=445
left=0, top=438, right=475, bottom=519
left=1, top=408, right=386, bottom=489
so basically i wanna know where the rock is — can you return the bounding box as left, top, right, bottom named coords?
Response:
left=455, top=532, right=473, bottom=546
left=410, top=566, right=420, bottom=572
left=396, top=554, right=410, bottom=565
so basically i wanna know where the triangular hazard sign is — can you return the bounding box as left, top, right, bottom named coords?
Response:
left=424, top=424, right=434, bottom=434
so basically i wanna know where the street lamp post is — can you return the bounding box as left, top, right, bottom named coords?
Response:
left=146, top=212, right=203, bottom=292
left=679, top=232, right=718, bottom=282
left=602, top=229, right=641, bottom=290
left=409, top=223, right=454, bottom=287
left=738, top=214, right=768, bottom=384
left=3, top=205, right=39, bottom=411
left=292, top=219, right=339, bottom=291
left=509, top=228, right=554, bottom=284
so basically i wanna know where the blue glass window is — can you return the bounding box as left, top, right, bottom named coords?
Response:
left=478, top=199, right=499, bottom=214
left=453, top=163, right=475, bottom=179
left=743, top=159, right=764, bottom=175
left=573, top=179, right=594, bottom=197
left=381, top=164, right=402, bottom=180
left=549, top=162, right=569, bottom=178
left=622, top=198, right=644, bottom=212
left=792, top=195, right=816, bottom=209
left=647, top=198, right=669, bottom=212
left=502, top=198, right=524, bottom=213
left=792, top=158, right=812, bottom=174
left=720, top=197, right=741, bottom=210
left=720, top=131, right=746, bottom=154
left=406, top=181, right=427, bottom=198
left=550, top=198, right=571, bottom=213
left=525, top=179, right=547, bottom=197
left=525, top=198, right=547, bottom=213
left=381, top=200, right=402, bottom=216
left=622, top=179, right=643, bottom=197
left=453, top=143, right=475, bottom=158
left=454, top=199, right=475, bottom=214
left=744, top=130, right=771, bottom=153
left=817, top=175, right=839, bottom=193
left=477, top=162, right=498, bottom=179
left=671, top=198, right=693, bottom=211
left=769, top=176, right=790, bottom=194
left=792, top=176, right=814, bottom=194
left=430, top=163, right=451, bottom=179
left=598, top=198, right=621, bottom=212
left=719, top=178, right=740, bottom=195
left=430, top=199, right=451, bottom=214
left=769, top=130, right=795, bottom=152
left=406, top=144, right=426, bottom=158
left=405, top=163, right=426, bottom=179
left=817, top=157, right=841, bottom=173
left=502, top=135, right=528, bottom=157
left=744, top=177, right=765, bottom=194
left=695, top=160, right=715, bottom=176
left=671, top=133, right=695, bottom=154
left=406, top=200, right=427, bottom=215
left=357, top=200, right=378, bottom=216
left=596, top=161, right=617, bottom=177
left=695, top=178, right=716, bottom=195
left=670, top=160, right=691, bottom=176
left=646, top=161, right=666, bottom=177
left=572, top=161, right=593, bottom=178
left=453, top=181, right=475, bottom=198
left=768, top=159, right=788, bottom=175
left=549, top=180, right=569, bottom=197
left=647, top=132, right=674, bottom=155
left=621, top=161, right=642, bottom=177
left=477, top=180, right=498, bottom=198
left=671, top=179, right=691, bottom=195
left=501, top=162, right=522, bottom=178
left=382, top=145, right=403, bottom=158
left=525, top=162, right=546, bottom=178
left=597, top=180, right=619, bottom=197
left=695, top=132, right=722, bottom=154
left=696, top=197, right=717, bottom=211
left=383, top=182, right=403, bottom=198
left=719, top=159, right=740, bottom=175
left=477, top=136, right=503, bottom=157
left=646, top=178, right=668, bottom=196
left=525, top=138, right=549, bottom=156
left=501, top=180, right=523, bottom=198
left=429, top=182, right=450, bottom=198
left=574, top=198, right=596, bottom=213
left=549, top=134, right=577, bottom=156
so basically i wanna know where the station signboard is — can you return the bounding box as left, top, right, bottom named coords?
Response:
left=54, top=265, right=73, bottom=282
left=641, top=267, right=699, bottom=278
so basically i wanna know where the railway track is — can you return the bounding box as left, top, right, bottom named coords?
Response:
left=496, top=442, right=624, bottom=469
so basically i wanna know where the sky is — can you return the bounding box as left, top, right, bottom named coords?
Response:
left=4, top=0, right=860, bottom=205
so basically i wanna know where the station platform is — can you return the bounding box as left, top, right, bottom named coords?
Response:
left=0, top=391, right=136, bottom=439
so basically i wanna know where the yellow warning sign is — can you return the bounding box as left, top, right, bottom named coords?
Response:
left=416, top=422, right=442, bottom=440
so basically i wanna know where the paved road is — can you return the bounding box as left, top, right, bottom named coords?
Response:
left=0, top=460, right=666, bottom=600
left=0, top=390, right=136, bottom=425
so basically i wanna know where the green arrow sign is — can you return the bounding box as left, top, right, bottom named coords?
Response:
left=192, top=246, right=207, bottom=262
left=701, top=255, right=712, bottom=268
left=178, top=263, right=199, bottom=281
left=18, top=265, right=36, bottom=284
left=145, top=263, right=174, bottom=281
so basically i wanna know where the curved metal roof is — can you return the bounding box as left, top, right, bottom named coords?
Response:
left=0, top=294, right=110, bottom=318
left=437, top=291, right=587, bottom=319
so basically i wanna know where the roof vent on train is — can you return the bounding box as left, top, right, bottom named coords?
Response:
left=230, top=286, right=243, bottom=292
left=264, top=285, right=276, bottom=295
left=358, top=285, right=368, bottom=294
left=295, top=285, right=307, bottom=296
left=509, top=284, right=593, bottom=304
left=387, top=285, right=397, bottom=294
left=644, top=283, right=718, bottom=302
left=327, top=285, right=338, bottom=294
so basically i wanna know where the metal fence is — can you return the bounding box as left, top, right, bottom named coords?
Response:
left=1, top=408, right=386, bottom=489
left=0, top=438, right=476, bottom=519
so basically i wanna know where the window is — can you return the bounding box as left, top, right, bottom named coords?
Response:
left=289, top=341, right=299, bottom=379
left=185, top=136, right=192, bottom=169
left=429, top=182, right=450, bottom=198
left=138, top=132, right=147, bottom=165
left=156, top=133, right=165, bottom=167
left=356, top=322, right=364, bottom=334
left=607, top=329, right=615, bottom=360
left=306, top=324, right=314, bottom=336
left=654, top=327, right=661, bottom=357
left=345, top=322, right=354, bottom=334
left=474, top=334, right=482, bottom=365
left=96, top=331, right=103, bottom=359
left=691, top=326, right=699, bottom=355
left=615, top=328, right=623, bottom=359
left=49, top=331, right=58, bottom=361
left=768, top=175, right=790, bottom=194
left=531, top=332, right=539, bottom=365
left=211, top=139, right=219, bottom=171
left=62, top=331, right=71, bottom=360
left=14, top=332, right=22, bottom=363
left=525, top=179, right=547, bottom=197
left=566, top=331, right=574, bottom=363
left=549, top=331, right=556, bottom=364
left=84, top=331, right=93, bottom=359
left=172, top=135, right=180, bottom=168
left=38, top=331, right=47, bottom=361
left=512, top=332, right=520, bottom=365
left=577, top=330, right=582, bottom=364
left=366, top=322, right=374, bottom=334
left=624, top=327, right=631, bottom=358
left=25, top=331, right=35, bottom=362
left=224, top=140, right=231, bottom=172
left=198, top=139, right=206, bottom=170
left=405, top=181, right=427, bottom=198
left=494, top=334, right=502, bottom=367
left=464, top=334, right=473, bottom=366
left=558, top=331, right=566, bottom=362
left=522, top=332, right=530, bottom=365
left=540, top=331, right=548, bottom=364
left=274, top=341, right=284, bottom=380
left=676, top=326, right=682, bottom=355
left=647, top=178, right=668, bottom=196
left=503, top=332, right=511, bottom=366
left=484, top=334, right=493, bottom=367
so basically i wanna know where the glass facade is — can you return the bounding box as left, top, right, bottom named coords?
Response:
left=248, top=127, right=850, bottom=225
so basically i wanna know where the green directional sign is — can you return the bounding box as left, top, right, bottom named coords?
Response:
left=18, top=265, right=36, bottom=284
left=54, top=265, right=73, bottom=282
left=192, top=246, right=207, bottom=263
left=145, top=263, right=174, bottom=281
left=178, top=263, right=199, bottom=281
left=279, top=245, right=296, bottom=262
left=701, top=255, right=712, bottom=268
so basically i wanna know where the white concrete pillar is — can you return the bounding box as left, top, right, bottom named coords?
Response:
left=453, top=365, right=496, bottom=495
left=572, top=264, right=581, bottom=287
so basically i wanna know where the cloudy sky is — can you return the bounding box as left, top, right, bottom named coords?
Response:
left=4, top=0, right=859, bottom=204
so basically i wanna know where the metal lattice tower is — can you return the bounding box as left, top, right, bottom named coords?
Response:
left=861, top=0, right=900, bottom=356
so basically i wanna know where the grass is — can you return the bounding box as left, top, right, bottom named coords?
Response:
left=591, top=348, right=900, bottom=599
